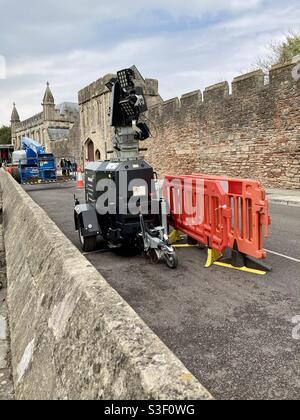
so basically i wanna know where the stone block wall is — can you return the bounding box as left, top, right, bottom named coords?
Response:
left=49, top=119, right=81, bottom=163
left=144, top=61, right=300, bottom=189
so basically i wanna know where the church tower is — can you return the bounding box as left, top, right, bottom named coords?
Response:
left=10, top=102, right=20, bottom=148
left=42, top=82, right=55, bottom=121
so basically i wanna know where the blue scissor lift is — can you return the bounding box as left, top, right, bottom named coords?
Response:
left=18, top=137, right=57, bottom=184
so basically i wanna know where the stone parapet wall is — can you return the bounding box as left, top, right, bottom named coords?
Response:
left=0, top=170, right=212, bottom=400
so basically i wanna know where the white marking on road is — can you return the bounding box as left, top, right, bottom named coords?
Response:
left=266, top=249, right=300, bottom=263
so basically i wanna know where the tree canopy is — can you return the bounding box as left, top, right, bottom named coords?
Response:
left=0, top=126, right=11, bottom=145
left=257, top=31, right=300, bottom=72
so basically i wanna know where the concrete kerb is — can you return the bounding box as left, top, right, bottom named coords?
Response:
left=267, top=189, right=300, bottom=207
left=267, top=197, right=300, bottom=207
left=0, top=169, right=213, bottom=400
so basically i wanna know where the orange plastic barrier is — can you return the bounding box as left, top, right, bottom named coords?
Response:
left=163, top=174, right=271, bottom=261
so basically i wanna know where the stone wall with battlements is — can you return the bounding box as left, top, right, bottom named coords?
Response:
left=144, top=60, right=300, bottom=189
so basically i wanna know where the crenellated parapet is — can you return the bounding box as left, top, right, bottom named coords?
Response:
left=232, top=70, right=264, bottom=96
left=146, top=59, right=300, bottom=189
left=148, top=60, right=299, bottom=119
left=203, top=82, right=229, bottom=103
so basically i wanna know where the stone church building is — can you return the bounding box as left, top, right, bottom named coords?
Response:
left=11, top=83, right=81, bottom=161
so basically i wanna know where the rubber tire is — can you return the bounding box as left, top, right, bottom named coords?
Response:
left=0, top=281, right=3, bottom=290
left=149, top=249, right=160, bottom=264
left=165, top=252, right=178, bottom=269
left=78, top=230, right=97, bottom=252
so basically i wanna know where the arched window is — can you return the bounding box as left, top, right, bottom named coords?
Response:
left=95, top=149, right=101, bottom=161
left=85, top=138, right=95, bottom=162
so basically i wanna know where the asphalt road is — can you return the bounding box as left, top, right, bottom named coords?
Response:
left=25, top=182, right=300, bottom=400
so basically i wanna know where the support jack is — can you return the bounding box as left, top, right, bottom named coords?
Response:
left=169, top=230, right=201, bottom=248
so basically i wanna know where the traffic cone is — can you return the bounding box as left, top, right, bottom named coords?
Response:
left=76, top=166, right=84, bottom=189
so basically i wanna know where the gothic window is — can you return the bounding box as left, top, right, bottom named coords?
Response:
left=95, top=149, right=101, bottom=161
left=85, top=138, right=94, bottom=162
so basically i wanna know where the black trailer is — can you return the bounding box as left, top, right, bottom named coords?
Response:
left=75, top=159, right=159, bottom=249
left=74, top=67, right=178, bottom=269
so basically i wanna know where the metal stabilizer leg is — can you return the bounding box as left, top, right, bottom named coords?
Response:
left=168, top=230, right=184, bottom=245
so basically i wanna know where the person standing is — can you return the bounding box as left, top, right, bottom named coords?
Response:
left=60, top=158, right=66, bottom=176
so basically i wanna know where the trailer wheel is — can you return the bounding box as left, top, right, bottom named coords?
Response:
left=149, top=249, right=160, bottom=264
left=78, top=230, right=97, bottom=252
left=165, top=252, right=178, bottom=269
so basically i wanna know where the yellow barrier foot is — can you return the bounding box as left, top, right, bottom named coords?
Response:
left=204, top=245, right=271, bottom=275
left=169, top=231, right=206, bottom=248
left=168, top=230, right=184, bottom=245
left=213, top=261, right=267, bottom=276
left=205, top=248, right=222, bottom=268
left=173, top=244, right=199, bottom=248
left=209, top=246, right=272, bottom=275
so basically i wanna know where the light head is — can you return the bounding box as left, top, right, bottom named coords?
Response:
left=108, top=68, right=148, bottom=129
left=117, top=68, right=135, bottom=90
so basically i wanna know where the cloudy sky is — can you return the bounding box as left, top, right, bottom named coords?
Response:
left=0, top=0, right=299, bottom=125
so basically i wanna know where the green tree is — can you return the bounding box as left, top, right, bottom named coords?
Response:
left=0, top=126, right=11, bottom=144
left=279, top=32, right=300, bottom=62
left=257, top=31, right=300, bottom=72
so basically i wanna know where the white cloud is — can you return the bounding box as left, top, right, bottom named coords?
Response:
left=0, top=55, right=6, bottom=79
left=0, top=0, right=264, bottom=23
left=0, top=0, right=299, bottom=125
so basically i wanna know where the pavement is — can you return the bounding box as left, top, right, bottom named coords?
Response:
left=267, top=189, right=300, bottom=207
left=23, top=182, right=300, bottom=400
